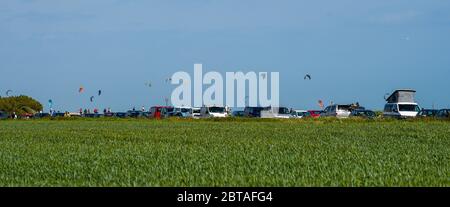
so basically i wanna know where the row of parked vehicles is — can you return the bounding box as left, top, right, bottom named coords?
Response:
left=8, top=105, right=447, bottom=120
left=2, top=105, right=449, bottom=120
left=1, top=90, right=449, bottom=120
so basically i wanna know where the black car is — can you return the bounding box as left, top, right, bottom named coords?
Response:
left=418, top=109, right=439, bottom=117
left=243, top=107, right=265, bottom=118
left=128, top=110, right=143, bottom=118
left=52, top=112, right=66, bottom=117
left=349, top=109, right=376, bottom=118
left=436, top=109, right=450, bottom=118
left=232, top=111, right=245, bottom=117
left=33, top=113, right=51, bottom=119
left=103, top=112, right=115, bottom=117
left=0, top=111, right=8, bottom=119
left=114, top=112, right=129, bottom=118
left=84, top=113, right=103, bottom=118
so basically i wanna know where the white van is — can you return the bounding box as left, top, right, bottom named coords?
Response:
left=383, top=89, right=420, bottom=118
left=383, top=102, right=420, bottom=118
left=200, top=106, right=229, bottom=118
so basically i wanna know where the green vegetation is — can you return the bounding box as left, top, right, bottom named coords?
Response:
left=0, top=119, right=449, bottom=187
left=0, top=95, right=43, bottom=115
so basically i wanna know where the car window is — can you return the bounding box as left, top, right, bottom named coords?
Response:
left=210, top=107, right=225, bottom=113
left=337, top=105, right=350, bottom=111
left=399, top=104, right=420, bottom=112
left=391, top=104, right=397, bottom=112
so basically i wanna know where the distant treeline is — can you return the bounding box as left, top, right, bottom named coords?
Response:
left=0, top=95, right=43, bottom=115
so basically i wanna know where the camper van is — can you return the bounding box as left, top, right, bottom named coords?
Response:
left=383, top=89, right=420, bottom=118
left=200, top=106, right=229, bottom=118
left=260, top=107, right=292, bottom=119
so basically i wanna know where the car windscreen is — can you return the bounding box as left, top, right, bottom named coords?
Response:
left=209, top=107, right=225, bottom=113
left=278, top=108, right=290, bottom=114
left=193, top=109, right=200, bottom=113
left=399, top=104, right=420, bottom=112
left=180, top=108, right=190, bottom=113
left=337, top=105, right=351, bottom=111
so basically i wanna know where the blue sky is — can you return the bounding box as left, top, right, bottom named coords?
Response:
left=1, top=0, right=450, bottom=111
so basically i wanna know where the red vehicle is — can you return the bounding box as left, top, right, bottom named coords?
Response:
left=308, top=110, right=323, bottom=118
left=150, top=106, right=174, bottom=119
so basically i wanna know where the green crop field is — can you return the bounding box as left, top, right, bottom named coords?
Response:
left=0, top=118, right=449, bottom=187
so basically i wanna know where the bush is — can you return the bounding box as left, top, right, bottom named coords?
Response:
left=0, top=95, right=43, bottom=115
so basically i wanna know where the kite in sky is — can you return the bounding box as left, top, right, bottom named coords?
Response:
left=5, top=90, right=12, bottom=96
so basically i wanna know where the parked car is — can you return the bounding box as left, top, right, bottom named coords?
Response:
left=322, top=104, right=352, bottom=118
left=19, top=113, right=34, bottom=119
left=0, top=111, right=8, bottom=119
left=52, top=112, right=67, bottom=117
left=192, top=108, right=201, bottom=118
left=436, top=109, right=450, bottom=118
left=114, top=112, right=129, bottom=118
left=142, top=112, right=152, bottom=118
left=200, top=106, right=229, bottom=118
left=69, top=112, right=81, bottom=117
left=417, top=109, right=439, bottom=117
left=243, top=107, right=265, bottom=118
left=33, top=113, right=51, bottom=119
left=173, top=107, right=193, bottom=118
left=307, top=110, right=323, bottom=118
left=291, top=110, right=311, bottom=118
left=84, top=113, right=103, bottom=118
left=104, top=112, right=115, bottom=117
left=232, top=110, right=245, bottom=117
left=150, top=106, right=174, bottom=119
left=127, top=110, right=143, bottom=118
left=383, top=103, right=420, bottom=118
left=349, top=109, right=376, bottom=119
left=260, top=107, right=292, bottom=119
left=383, top=89, right=420, bottom=118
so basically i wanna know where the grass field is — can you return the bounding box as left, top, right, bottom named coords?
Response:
left=0, top=118, right=449, bottom=187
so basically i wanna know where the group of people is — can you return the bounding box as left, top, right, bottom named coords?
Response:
left=79, top=107, right=112, bottom=115
left=49, top=106, right=149, bottom=116
left=132, top=106, right=147, bottom=112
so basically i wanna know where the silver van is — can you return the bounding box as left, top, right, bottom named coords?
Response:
left=322, top=104, right=352, bottom=118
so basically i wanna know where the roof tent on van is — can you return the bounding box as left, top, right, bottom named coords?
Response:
left=385, top=89, right=416, bottom=103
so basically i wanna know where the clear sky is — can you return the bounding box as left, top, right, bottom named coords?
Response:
left=1, top=0, right=450, bottom=111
